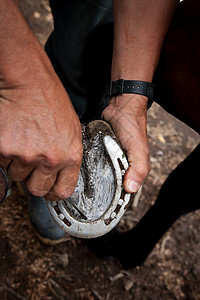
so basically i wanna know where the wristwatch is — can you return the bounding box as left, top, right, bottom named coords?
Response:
left=105, top=79, right=155, bottom=109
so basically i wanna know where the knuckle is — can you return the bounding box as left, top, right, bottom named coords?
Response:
left=136, top=163, right=149, bottom=180
left=8, top=173, right=20, bottom=182
left=0, top=141, right=35, bottom=165
left=43, top=149, right=83, bottom=172
left=54, top=182, right=76, bottom=199
left=53, top=186, right=68, bottom=199
left=0, top=143, right=11, bottom=158
left=45, top=153, right=61, bottom=169
left=20, top=154, right=35, bottom=165
left=30, top=188, right=45, bottom=197
left=69, top=145, right=83, bottom=166
left=27, top=185, right=46, bottom=197
left=72, top=152, right=82, bottom=167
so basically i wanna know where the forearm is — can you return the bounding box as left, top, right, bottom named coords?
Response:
left=0, top=0, right=82, bottom=200
left=103, top=0, right=178, bottom=193
left=112, top=0, right=178, bottom=83
left=0, top=0, right=52, bottom=85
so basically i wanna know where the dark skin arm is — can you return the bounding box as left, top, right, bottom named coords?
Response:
left=103, top=0, right=178, bottom=193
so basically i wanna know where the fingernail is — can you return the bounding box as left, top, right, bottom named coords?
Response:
left=127, top=180, right=139, bottom=193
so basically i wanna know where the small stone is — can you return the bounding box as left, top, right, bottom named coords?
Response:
left=150, top=157, right=157, bottom=163
left=33, top=11, right=41, bottom=19
left=156, top=150, right=164, bottom=156
left=125, top=280, right=134, bottom=291
left=59, top=253, right=69, bottom=267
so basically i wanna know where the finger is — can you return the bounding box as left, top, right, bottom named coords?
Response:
left=6, top=160, right=33, bottom=181
left=123, top=143, right=151, bottom=193
left=45, top=164, right=80, bottom=201
left=0, top=156, right=11, bottom=169
left=25, top=167, right=57, bottom=197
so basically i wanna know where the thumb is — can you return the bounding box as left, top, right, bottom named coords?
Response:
left=123, top=146, right=151, bottom=194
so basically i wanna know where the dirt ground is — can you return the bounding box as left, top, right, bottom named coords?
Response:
left=0, top=1, right=200, bottom=299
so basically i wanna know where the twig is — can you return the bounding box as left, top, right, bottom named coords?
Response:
left=0, top=282, right=28, bottom=300
left=122, top=216, right=139, bottom=223
left=49, top=278, right=68, bottom=298
left=48, top=266, right=73, bottom=281
left=109, top=272, right=124, bottom=282
left=90, top=288, right=103, bottom=300
left=106, top=292, right=110, bottom=300
left=148, top=133, right=182, bottom=147
left=160, top=235, right=171, bottom=254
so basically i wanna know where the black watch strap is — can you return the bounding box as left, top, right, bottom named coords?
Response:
left=105, top=79, right=155, bottom=109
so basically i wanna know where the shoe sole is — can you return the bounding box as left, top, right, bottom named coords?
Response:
left=17, top=182, right=69, bottom=245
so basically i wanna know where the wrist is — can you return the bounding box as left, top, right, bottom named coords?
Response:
left=102, top=94, right=148, bottom=135
left=110, top=93, right=149, bottom=110
left=105, top=79, right=155, bottom=109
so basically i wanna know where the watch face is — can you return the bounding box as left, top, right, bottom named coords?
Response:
left=0, top=168, right=9, bottom=203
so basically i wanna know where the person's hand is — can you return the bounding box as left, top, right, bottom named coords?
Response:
left=102, top=94, right=151, bottom=193
left=103, top=0, right=177, bottom=194
left=0, top=54, right=83, bottom=201
left=0, top=1, right=83, bottom=201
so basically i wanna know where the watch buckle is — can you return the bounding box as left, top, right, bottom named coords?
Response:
left=112, top=79, right=124, bottom=95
